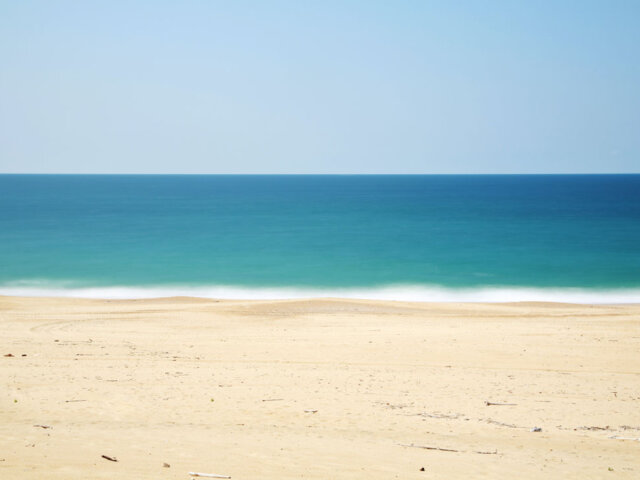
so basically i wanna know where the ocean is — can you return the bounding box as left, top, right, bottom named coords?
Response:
left=1, top=174, right=639, bottom=302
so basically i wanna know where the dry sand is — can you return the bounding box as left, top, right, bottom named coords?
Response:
left=1, top=295, right=639, bottom=479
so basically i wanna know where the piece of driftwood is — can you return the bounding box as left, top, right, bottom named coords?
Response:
left=304, top=409, right=318, bottom=413
left=474, top=450, right=498, bottom=455
left=399, top=443, right=459, bottom=452
left=609, top=435, right=640, bottom=441
left=101, top=455, right=118, bottom=462
left=484, top=401, right=517, bottom=406
left=65, top=399, right=87, bottom=403
left=261, top=398, right=283, bottom=402
left=33, top=424, right=52, bottom=429
left=188, top=472, right=231, bottom=478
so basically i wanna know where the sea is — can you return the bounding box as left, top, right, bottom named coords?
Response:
left=1, top=174, right=639, bottom=303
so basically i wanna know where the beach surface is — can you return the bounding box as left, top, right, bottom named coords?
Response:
left=1, top=296, right=639, bottom=479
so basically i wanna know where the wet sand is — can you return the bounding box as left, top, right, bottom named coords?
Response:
left=1, top=296, right=639, bottom=479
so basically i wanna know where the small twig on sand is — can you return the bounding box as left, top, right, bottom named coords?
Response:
left=398, top=443, right=459, bottom=452
left=484, top=401, right=517, bottom=406
left=189, top=472, right=231, bottom=478
left=33, top=424, right=52, bottom=429
left=261, top=398, right=283, bottom=402
left=399, top=444, right=497, bottom=455
left=101, top=455, right=118, bottom=462
left=411, top=412, right=462, bottom=419
left=65, top=399, right=87, bottom=403
left=609, top=436, right=640, bottom=441
left=304, top=409, right=318, bottom=413
left=620, top=425, right=640, bottom=431
left=483, top=418, right=518, bottom=428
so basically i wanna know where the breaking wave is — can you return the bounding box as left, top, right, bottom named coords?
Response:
left=1, top=280, right=640, bottom=303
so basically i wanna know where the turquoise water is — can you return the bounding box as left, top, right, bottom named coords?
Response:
left=1, top=175, right=639, bottom=302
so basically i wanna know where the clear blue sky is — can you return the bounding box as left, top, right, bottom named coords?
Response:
left=1, top=1, right=638, bottom=173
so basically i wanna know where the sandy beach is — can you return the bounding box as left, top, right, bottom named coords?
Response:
left=1, top=296, right=639, bottom=479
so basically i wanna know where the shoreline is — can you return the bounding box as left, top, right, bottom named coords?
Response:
left=2, top=293, right=640, bottom=307
left=2, top=295, right=639, bottom=479
left=2, top=284, right=640, bottom=304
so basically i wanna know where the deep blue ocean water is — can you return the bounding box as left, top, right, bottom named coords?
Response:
left=1, top=174, right=639, bottom=302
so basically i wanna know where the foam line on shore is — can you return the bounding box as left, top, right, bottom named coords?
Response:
left=1, top=282, right=640, bottom=303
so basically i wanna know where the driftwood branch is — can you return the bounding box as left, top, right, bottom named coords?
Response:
left=101, top=455, right=118, bottom=462
left=189, top=472, right=231, bottom=478
left=33, top=424, right=52, bottom=429
left=399, top=443, right=459, bottom=452
left=484, top=401, right=517, bottom=406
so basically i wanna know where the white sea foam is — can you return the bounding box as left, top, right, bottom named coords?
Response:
left=1, top=281, right=639, bottom=304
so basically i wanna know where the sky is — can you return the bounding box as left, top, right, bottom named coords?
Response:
left=0, top=1, right=638, bottom=174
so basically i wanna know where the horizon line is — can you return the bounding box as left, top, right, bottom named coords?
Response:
left=1, top=172, right=640, bottom=176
